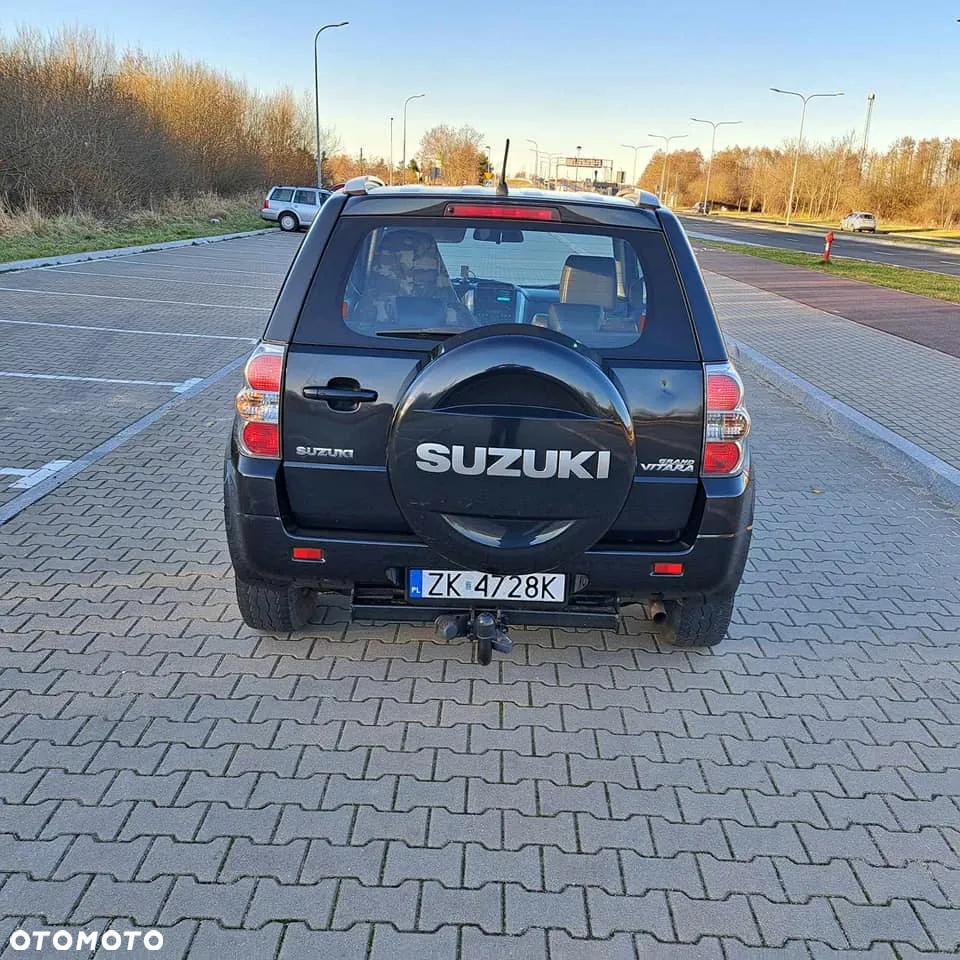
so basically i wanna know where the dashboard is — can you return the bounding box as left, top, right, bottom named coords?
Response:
left=451, top=278, right=558, bottom=326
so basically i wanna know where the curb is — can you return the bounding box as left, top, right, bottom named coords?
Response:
left=727, top=338, right=960, bottom=507
left=0, top=227, right=277, bottom=274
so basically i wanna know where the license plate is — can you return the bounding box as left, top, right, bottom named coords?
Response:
left=408, top=570, right=566, bottom=603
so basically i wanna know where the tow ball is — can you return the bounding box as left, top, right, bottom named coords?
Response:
left=435, top=611, right=514, bottom=665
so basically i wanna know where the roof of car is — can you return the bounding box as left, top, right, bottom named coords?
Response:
left=339, top=181, right=661, bottom=210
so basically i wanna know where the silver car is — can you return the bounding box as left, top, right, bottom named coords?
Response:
left=261, top=186, right=331, bottom=232
left=841, top=211, right=877, bottom=233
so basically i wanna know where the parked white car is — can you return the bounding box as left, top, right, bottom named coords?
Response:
left=841, top=211, right=877, bottom=233
left=261, top=186, right=331, bottom=232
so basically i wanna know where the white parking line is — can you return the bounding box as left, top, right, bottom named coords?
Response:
left=0, top=318, right=257, bottom=342
left=0, top=286, right=269, bottom=310
left=118, top=251, right=291, bottom=265
left=0, top=371, right=200, bottom=391
left=0, top=460, right=73, bottom=490
left=105, top=259, right=286, bottom=277
left=44, top=267, right=270, bottom=290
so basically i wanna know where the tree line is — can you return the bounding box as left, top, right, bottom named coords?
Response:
left=0, top=27, right=328, bottom=216
left=637, top=135, right=960, bottom=227
left=3, top=27, right=957, bottom=228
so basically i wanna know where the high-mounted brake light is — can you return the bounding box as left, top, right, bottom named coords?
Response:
left=702, top=362, right=750, bottom=477
left=443, top=203, right=560, bottom=221
left=236, top=342, right=284, bottom=459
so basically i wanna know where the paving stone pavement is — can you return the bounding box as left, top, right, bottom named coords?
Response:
left=0, top=232, right=958, bottom=958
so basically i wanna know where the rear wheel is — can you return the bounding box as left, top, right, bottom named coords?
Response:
left=278, top=212, right=299, bottom=232
left=235, top=577, right=315, bottom=632
left=658, top=594, right=735, bottom=648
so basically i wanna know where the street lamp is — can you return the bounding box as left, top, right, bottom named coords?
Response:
left=401, top=93, right=426, bottom=185
left=389, top=117, right=394, bottom=186
left=690, top=118, right=741, bottom=212
left=771, top=87, right=844, bottom=225
left=313, top=21, right=349, bottom=189
left=574, top=145, right=582, bottom=186
left=526, top=139, right=539, bottom=185
left=648, top=133, right=688, bottom=202
left=620, top=143, right=652, bottom=188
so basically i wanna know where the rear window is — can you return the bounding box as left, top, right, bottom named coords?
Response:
left=270, top=188, right=294, bottom=202
left=295, top=217, right=699, bottom=360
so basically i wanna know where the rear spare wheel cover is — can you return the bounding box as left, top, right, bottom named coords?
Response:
left=387, top=326, right=636, bottom=573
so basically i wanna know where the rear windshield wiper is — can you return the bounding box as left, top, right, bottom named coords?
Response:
left=375, top=328, right=461, bottom=339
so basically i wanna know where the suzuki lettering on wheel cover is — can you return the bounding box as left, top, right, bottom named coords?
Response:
left=386, top=326, right=637, bottom=573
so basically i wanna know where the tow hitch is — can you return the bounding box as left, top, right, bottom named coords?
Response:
left=435, top=610, right=514, bottom=665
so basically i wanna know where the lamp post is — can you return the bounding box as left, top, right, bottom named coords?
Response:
left=690, top=117, right=741, bottom=212
left=648, top=133, right=688, bottom=202
left=526, top=138, right=539, bottom=184
left=389, top=117, right=394, bottom=185
left=313, top=21, right=349, bottom=189
left=574, top=145, right=582, bottom=186
left=620, top=143, right=652, bottom=188
left=771, top=87, right=844, bottom=225
left=401, top=93, right=425, bottom=185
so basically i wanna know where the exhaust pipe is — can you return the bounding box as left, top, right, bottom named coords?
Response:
left=649, top=600, right=667, bottom=624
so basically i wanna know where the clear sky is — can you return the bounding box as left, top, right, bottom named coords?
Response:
left=2, top=0, right=958, bottom=174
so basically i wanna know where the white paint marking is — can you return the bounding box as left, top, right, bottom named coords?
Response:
left=0, top=318, right=257, bottom=342
left=172, top=377, right=204, bottom=393
left=8, top=460, right=74, bottom=490
left=0, top=285, right=269, bottom=310
left=43, top=267, right=270, bottom=290
left=103, top=259, right=287, bottom=277
left=0, top=371, right=197, bottom=391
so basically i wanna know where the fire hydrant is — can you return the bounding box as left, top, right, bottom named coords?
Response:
left=823, top=231, right=834, bottom=262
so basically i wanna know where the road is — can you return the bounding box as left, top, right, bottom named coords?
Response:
left=680, top=215, right=960, bottom=277
left=0, top=233, right=958, bottom=957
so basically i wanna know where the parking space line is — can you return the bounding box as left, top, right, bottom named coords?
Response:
left=0, top=371, right=198, bottom=391
left=105, top=259, right=287, bottom=277
left=0, top=354, right=247, bottom=526
left=0, top=460, right=73, bottom=490
left=0, top=286, right=270, bottom=310
left=43, top=268, right=270, bottom=290
left=0, top=318, right=257, bottom=342
left=117, top=251, right=292, bottom=265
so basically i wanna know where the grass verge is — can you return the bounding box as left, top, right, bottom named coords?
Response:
left=0, top=193, right=270, bottom=264
left=698, top=239, right=960, bottom=304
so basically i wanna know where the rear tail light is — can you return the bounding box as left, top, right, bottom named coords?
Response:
left=702, top=363, right=750, bottom=476
left=236, top=342, right=284, bottom=459
left=263, top=199, right=269, bottom=209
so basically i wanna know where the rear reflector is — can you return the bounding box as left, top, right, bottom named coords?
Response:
left=703, top=441, right=741, bottom=475
left=653, top=562, right=684, bottom=576
left=240, top=421, right=279, bottom=458
left=292, top=547, right=324, bottom=561
left=443, top=203, right=560, bottom=221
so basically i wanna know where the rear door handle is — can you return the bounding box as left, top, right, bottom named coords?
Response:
left=302, top=386, right=378, bottom=403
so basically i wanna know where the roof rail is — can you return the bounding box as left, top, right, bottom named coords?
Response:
left=341, top=175, right=386, bottom=197
left=617, top=188, right=661, bottom=209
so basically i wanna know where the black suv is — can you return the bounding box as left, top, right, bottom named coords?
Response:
left=224, top=176, right=754, bottom=663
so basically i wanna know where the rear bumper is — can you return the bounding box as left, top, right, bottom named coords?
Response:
left=260, top=210, right=279, bottom=222
left=225, top=451, right=754, bottom=612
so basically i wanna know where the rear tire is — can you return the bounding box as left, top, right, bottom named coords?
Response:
left=658, top=594, right=735, bottom=648
left=278, top=212, right=299, bottom=232
left=235, top=577, right=315, bottom=632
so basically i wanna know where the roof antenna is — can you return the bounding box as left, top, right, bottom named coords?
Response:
left=496, top=139, right=510, bottom=196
